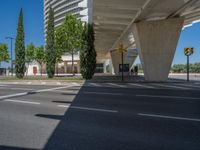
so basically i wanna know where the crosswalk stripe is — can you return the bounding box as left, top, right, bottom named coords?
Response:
left=128, top=83, right=155, bottom=88
left=174, top=83, right=200, bottom=89
left=106, top=83, right=126, bottom=88
left=89, top=83, right=102, bottom=87
left=152, top=83, right=190, bottom=90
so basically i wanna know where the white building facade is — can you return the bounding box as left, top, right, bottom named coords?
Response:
left=43, top=0, right=93, bottom=74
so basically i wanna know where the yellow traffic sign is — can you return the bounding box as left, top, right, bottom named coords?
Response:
left=118, top=43, right=127, bottom=53
left=184, top=48, right=194, bottom=56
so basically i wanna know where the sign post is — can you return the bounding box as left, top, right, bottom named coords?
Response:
left=184, top=48, right=194, bottom=82
left=118, top=44, right=127, bottom=81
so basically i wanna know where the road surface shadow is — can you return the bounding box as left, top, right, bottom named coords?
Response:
left=52, top=100, right=72, bottom=104
left=1, top=81, right=200, bottom=150
left=0, top=146, right=39, bottom=150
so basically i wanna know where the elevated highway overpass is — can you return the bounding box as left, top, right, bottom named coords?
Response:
left=92, top=0, right=200, bottom=81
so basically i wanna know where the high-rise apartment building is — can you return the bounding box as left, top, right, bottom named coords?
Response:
left=43, top=0, right=92, bottom=74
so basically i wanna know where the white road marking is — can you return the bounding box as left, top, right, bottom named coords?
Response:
left=41, top=82, right=46, bottom=85
left=57, top=104, right=71, bottom=108
left=4, top=99, right=40, bottom=105
left=153, top=83, right=190, bottom=90
left=84, top=91, right=123, bottom=96
left=0, top=85, right=8, bottom=87
left=36, top=85, right=75, bottom=93
left=10, top=88, right=35, bottom=91
left=107, top=83, right=126, bottom=88
left=138, top=113, right=200, bottom=122
left=194, top=82, right=200, bottom=85
left=0, top=85, right=76, bottom=100
left=72, top=82, right=81, bottom=86
left=52, top=89, right=78, bottom=93
left=0, top=87, right=34, bottom=91
left=175, top=83, right=200, bottom=89
left=88, top=83, right=102, bottom=87
left=136, top=94, right=200, bottom=100
left=58, top=105, right=118, bottom=113
left=0, top=92, right=28, bottom=100
left=57, top=82, right=61, bottom=85
left=128, top=83, right=154, bottom=89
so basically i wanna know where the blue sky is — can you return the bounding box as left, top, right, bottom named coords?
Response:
left=0, top=0, right=199, bottom=67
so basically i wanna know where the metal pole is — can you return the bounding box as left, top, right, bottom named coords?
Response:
left=121, top=51, right=124, bottom=81
left=187, top=55, right=189, bottom=82
left=11, top=39, right=13, bottom=77
left=6, top=37, right=14, bottom=77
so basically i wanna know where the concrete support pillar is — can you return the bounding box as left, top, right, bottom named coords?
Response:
left=110, top=50, right=128, bottom=75
left=110, top=50, right=136, bottom=75
left=133, top=18, right=184, bottom=81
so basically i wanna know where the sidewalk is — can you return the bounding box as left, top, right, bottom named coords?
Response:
left=0, top=80, right=84, bottom=86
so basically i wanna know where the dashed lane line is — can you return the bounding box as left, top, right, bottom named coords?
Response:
left=10, top=88, right=35, bottom=91
left=0, top=87, right=35, bottom=91
left=128, top=83, right=155, bottom=89
left=152, top=83, right=190, bottom=90
left=0, top=85, right=9, bottom=87
left=57, top=82, right=61, bottom=85
left=173, top=83, right=200, bottom=89
left=106, top=83, right=126, bottom=88
left=88, top=83, right=102, bottom=87
left=0, top=85, right=76, bottom=100
left=58, top=105, right=118, bottom=113
left=41, top=82, right=46, bottom=85
left=83, top=91, right=123, bottom=96
left=136, top=94, right=200, bottom=100
left=0, top=92, right=28, bottom=100
left=4, top=99, right=40, bottom=105
left=138, top=113, right=200, bottom=122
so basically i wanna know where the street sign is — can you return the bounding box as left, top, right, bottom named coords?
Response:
left=184, top=48, right=194, bottom=56
left=184, top=47, right=194, bottom=82
left=118, top=43, right=127, bottom=53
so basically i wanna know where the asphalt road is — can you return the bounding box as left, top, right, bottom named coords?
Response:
left=0, top=82, right=200, bottom=150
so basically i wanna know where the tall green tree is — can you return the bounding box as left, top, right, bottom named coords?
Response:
left=55, top=46, right=63, bottom=76
left=80, top=23, right=96, bottom=79
left=35, top=46, right=45, bottom=76
left=0, top=44, right=9, bottom=67
left=25, top=43, right=35, bottom=75
left=15, top=8, right=25, bottom=78
left=55, top=15, right=83, bottom=75
left=46, top=7, right=56, bottom=78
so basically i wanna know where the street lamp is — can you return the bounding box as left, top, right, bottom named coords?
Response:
left=5, top=37, right=14, bottom=77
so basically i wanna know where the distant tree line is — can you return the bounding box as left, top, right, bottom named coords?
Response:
left=171, top=63, right=200, bottom=73
left=134, top=63, right=200, bottom=73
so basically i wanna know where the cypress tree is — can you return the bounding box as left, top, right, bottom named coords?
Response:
left=80, top=23, right=97, bottom=79
left=46, top=7, right=56, bottom=78
left=15, top=8, right=25, bottom=78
